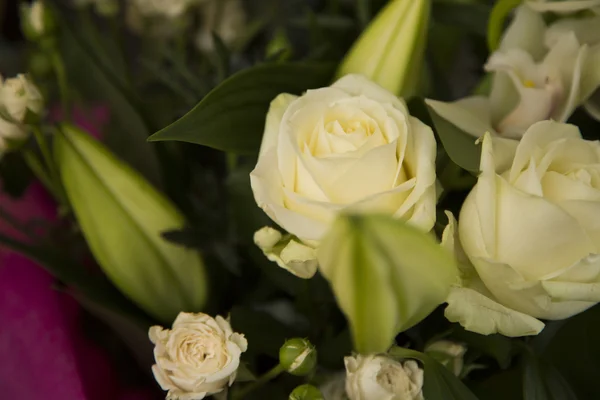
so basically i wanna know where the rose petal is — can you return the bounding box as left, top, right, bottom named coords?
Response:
left=445, top=286, right=545, bottom=337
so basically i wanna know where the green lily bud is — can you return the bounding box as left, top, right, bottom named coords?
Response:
left=336, top=0, right=431, bottom=97
left=279, top=338, right=317, bottom=376
left=54, top=124, right=207, bottom=322
left=289, top=384, right=324, bottom=400
left=318, top=214, right=459, bottom=354
left=20, top=1, right=56, bottom=42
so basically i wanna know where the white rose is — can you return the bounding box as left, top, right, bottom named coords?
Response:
left=149, top=312, right=248, bottom=400
left=250, top=74, right=437, bottom=247
left=426, top=6, right=600, bottom=138
left=344, top=354, right=424, bottom=400
left=447, top=121, right=600, bottom=337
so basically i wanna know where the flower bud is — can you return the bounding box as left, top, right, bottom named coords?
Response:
left=336, top=0, right=430, bottom=97
left=20, top=1, right=56, bottom=42
left=289, top=384, right=325, bottom=400
left=279, top=338, right=317, bottom=376
left=254, top=227, right=318, bottom=279
left=318, top=214, right=459, bottom=354
left=54, top=124, right=208, bottom=322
left=424, top=340, right=467, bottom=376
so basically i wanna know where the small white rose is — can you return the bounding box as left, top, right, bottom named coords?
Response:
left=344, top=354, right=424, bottom=400
left=250, top=74, right=437, bottom=248
left=149, top=312, right=248, bottom=400
left=454, top=121, right=600, bottom=331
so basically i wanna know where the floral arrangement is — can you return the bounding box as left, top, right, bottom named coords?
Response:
left=3, top=0, right=600, bottom=399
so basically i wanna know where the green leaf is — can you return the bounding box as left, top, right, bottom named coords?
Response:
left=426, top=102, right=481, bottom=173
left=432, top=1, right=492, bottom=37
left=389, top=347, right=480, bottom=400
left=522, top=352, right=578, bottom=400
left=148, top=62, right=335, bottom=153
left=451, top=326, right=514, bottom=369
left=230, top=306, right=301, bottom=358
left=59, top=10, right=162, bottom=188
left=540, top=305, right=600, bottom=399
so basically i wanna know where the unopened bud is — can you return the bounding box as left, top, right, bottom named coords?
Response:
left=279, top=338, right=317, bottom=376
left=289, top=384, right=324, bottom=400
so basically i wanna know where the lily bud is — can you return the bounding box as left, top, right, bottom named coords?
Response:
left=424, top=340, right=467, bottom=376
left=336, top=0, right=431, bottom=97
left=318, top=214, right=459, bottom=354
left=20, top=1, right=56, bottom=42
left=289, top=384, right=324, bottom=400
left=54, top=124, right=207, bottom=322
left=279, top=338, right=317, bottom=376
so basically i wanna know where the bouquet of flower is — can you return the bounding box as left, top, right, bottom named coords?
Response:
left=3, top=0, right=600, bottom=398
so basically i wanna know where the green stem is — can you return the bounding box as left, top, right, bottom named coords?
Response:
left=23, top=150, right=59, bottom=199
left=233, top=364, right=285, bottom=400
left=51, top=52, right=70, bottom=119
left=31, top=126, right=69, bottom=207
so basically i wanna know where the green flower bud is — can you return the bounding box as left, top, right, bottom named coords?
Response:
left=336, top=0, right=430, bottom=97
left=318, top=214, right=459, bottom=354
left=20, top=1, right=56, bottom=42
left=289, top=384, right=324, bottom=400
left=54, top=124, right=208, bottom=322
left=279, top=338, right=317, bottom=376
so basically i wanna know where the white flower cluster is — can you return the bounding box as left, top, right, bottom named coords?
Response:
left=0, top=75, right=42, bottom=154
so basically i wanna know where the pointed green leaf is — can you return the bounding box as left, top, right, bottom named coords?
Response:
left=148, top=62, right=335, bottom=153
left=523, top=352, right=578, bottom=400
left=426, top=102, right=481, bottom=173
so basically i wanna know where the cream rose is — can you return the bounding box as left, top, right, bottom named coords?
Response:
left=447, top=121, right=600, bottom=336
left=250, top=74, right=437, bottom=245
left=149, top=312, right=248, bottom=400
left=344, top=354, right=424, bottom=400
